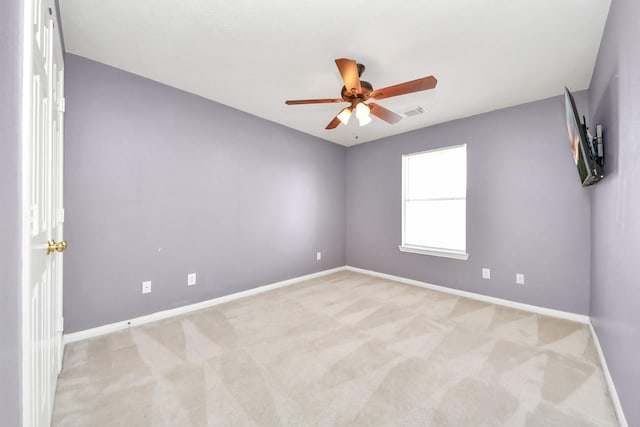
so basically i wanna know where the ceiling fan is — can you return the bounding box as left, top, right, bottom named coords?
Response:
left=285, top=58, right=437, bottom=129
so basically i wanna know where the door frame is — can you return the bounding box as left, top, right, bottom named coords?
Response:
left=20, top=0, right=34, bottom=421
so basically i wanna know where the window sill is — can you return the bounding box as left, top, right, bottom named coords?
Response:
left=398, top=245, right=469, bottom=260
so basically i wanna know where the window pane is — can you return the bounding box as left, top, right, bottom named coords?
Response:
left=405, top=200, right=466, bottom=251
left=406, top=146, right=466, bottom=199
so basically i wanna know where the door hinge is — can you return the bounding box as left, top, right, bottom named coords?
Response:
left=57, top=208, right=65, bottom=223
left=57, top=97, right=65, bottom=113
left=56, top=317, right=64, bottom=333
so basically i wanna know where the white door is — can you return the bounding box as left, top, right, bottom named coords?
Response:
left=22, top=0, right=65, bottom=425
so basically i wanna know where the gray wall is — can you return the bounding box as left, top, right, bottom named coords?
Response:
left=346, top=92, right=592, bottom=315
left=64, top=54, right=347, bottom=333
left=588, top=0, right=640, bottom=423
left=0, top=0, right=22, bottom=424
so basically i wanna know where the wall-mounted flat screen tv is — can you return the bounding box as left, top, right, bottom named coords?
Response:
left=564, top=88, right=603, bottom=186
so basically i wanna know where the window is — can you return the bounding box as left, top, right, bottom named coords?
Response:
left=400, top=144, right=468, bottom=260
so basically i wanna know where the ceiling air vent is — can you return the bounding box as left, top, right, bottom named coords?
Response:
left=404, top=106, right=425, bottom=117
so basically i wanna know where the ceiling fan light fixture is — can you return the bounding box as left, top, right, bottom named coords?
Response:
left=355, top=102, right=370, bottom=120
left=337, top=107, right=352, bottom=125
left=358, top=115, right=372, bottom=127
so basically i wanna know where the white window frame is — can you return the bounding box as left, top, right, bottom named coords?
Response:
left=399, top=144, right=469, bottom=260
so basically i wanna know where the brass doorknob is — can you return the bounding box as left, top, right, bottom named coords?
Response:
left=46, top=240, right=67, bottom=255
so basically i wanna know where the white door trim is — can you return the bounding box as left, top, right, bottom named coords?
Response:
left=20, top=0, right=35, bottom=423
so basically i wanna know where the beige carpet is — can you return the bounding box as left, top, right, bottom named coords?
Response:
left=53, top=271, right=618, bottom=426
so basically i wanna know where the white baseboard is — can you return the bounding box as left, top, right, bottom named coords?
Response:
left=63, top=266, right=347, bottom=344
left=344, top=265, right=590, bottom=324
left=588, top=321, right=628, bottom=427
left=65, top=264, right=624, bottom=423
left=66, top=264, right=591, bottom=345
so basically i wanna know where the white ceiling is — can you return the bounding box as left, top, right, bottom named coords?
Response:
left=59, top=0, right=610, bottom=147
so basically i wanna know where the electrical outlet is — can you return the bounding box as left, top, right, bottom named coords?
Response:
left=482, top=268, right=491, bottom=279
left=142, top=281, right=152, bottom=294
left=516, top=273, right=525, bottom=285
left=187, top=273, right=196, bottom=286
left=317, top=251, right=322, bottom=261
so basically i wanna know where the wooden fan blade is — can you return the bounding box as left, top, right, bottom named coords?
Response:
left=285, top=98, right=345, bottom=105
left=370, top=76, right=437, bottom=100
left=325, top=115, right=342, bottom=130
left=368, top=103, right=403, bottom=124
left=335, top=58, right=362, bottom=94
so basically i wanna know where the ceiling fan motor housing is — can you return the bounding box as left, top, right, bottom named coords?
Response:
left=342, top=81, right=373, bottom=103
